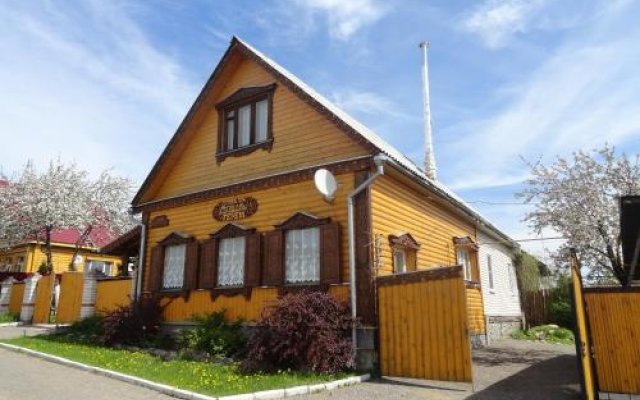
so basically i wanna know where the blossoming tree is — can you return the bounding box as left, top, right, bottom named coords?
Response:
left=0, top=159, right=134, bottom=273
left=518, top=145, right=640, bottom=284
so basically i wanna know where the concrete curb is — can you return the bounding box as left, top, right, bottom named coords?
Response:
left=0, top=322, right=22, bottom=327
left=0, top=342, right=369, bottom=400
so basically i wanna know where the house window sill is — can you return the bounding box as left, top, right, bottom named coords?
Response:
left=216, top=139, right=273, bottom=163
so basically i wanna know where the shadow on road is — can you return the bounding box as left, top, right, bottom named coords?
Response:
left=468, top=355, right=581, bottom=399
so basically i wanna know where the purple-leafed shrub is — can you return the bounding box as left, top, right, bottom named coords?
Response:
left=242, top=290, right=355, bottom=374
left=101, top=295, right=165, bottom=347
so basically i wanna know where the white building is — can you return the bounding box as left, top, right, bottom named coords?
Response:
left=477, top=229, right=523, bottom=342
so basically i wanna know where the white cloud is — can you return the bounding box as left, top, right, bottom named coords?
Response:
left=330, top=89, right=413, bottom=120
left=289, top=0, right=390, bottom=40
left=0, top=1, right=195, bottom=184
left=462, top=0, right=546, bottom=49
left=444, top=2, right=640, bottom=191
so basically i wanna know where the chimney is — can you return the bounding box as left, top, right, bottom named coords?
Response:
left=420, top=41, right=437, bottom=180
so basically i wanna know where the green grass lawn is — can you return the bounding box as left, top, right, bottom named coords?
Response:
left=0, top=313, right=19, bottom=323
left=511, top=324, right=575, bottom=345
left=2, top=336, right=347, bottom=397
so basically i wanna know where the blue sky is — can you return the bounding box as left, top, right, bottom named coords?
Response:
left=1, top=0, right=639, bottom=260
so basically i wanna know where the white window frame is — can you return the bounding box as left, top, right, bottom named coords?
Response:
left=393, top=248, right=407, bottom=273
left=86, top=260, right=113, bottom=276
left=507, top=264, right=516, bottom=293
left=457, top=248, right=472, bottom=281
left=163, top=244, right=186, bottom=289
left=217, top=236, right=246, bottom=287
left=285, top=227, right=321, bottom=284
left=487, top=254, right=494, bottom=290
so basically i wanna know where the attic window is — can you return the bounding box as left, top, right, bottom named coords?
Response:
left=216, top=84, right=276, bottom=162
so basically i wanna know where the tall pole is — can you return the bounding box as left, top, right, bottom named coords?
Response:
left=420, top=41, right=437, bottom=180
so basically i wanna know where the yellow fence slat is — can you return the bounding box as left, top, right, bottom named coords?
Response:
left=95, top=279, right=132, bottom=315
left=32, top=275, right=53, bottom=324
left=9, top=282, right=24, bottom=315
left=56, top=273, right=84, bottom=323
left=377, top=266, right=472, bottom=382
left=584, top=289, right=640, bottom=395
left=570, top=251, right=597, bottom=400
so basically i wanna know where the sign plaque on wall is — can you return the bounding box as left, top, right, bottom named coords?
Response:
left=213, top=197, right=258, bottom=222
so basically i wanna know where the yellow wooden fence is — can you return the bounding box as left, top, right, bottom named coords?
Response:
left=95, top=278, right=132, bottom=315
left=377, top=266, right=472, bottom=382
left=584, top=288, right=640, bottom=395
left=32, top=274, right=53, bottom=324
left=56, top=272, right=84, bottom=324
left=9, top=282, right=24, bottom=315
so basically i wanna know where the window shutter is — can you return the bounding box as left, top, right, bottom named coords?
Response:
left=320, top=222, right=341, bottom=284
left=199, top=239, right=218, bottom=289
left=183, top=241, right=199, bottom=290
left=244, top=233, right=262, bottom=287
left=263, top=230, right=284, bottom=286
left=149, top=245, right=165, bottom=292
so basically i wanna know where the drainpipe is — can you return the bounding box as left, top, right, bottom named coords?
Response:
left=134, top=222, right=147, bottom=301
left=347, top=154, right=386, bottom=359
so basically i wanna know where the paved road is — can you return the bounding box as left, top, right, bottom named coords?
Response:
left=0, top=326, right=579, bottom=400
left=300, top=339, right=580, bottom=400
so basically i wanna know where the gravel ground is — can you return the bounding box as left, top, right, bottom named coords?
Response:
left=301, top=339, right=580, bottom=400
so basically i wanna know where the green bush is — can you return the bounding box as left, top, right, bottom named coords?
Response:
left=548, top=275, right=575, bottom=329
left=177, top=310, right=245, bottom=359
left=0, top=313, right=19, bottom=323
left=65, top=315, right=105, bottom=341
left=512, top=324, right=574, bottom=344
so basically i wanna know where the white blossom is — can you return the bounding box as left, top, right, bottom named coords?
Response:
left=518, top=144, right=640, bottom=284
left=0, top=159, right=134, bottom=270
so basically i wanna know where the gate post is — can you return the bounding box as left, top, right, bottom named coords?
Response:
left=20, top=274, right=42, bottom=322
left=80, top=274, right=97, bottom=319
left=0, top=277, right=15, bottom=314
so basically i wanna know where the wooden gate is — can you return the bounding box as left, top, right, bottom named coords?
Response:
left=32, top=274, right=53, bottom=324
left=584, top=287, right=640, bottom=394
left=569, top=250, right=597, bottom=400
left=377, top=266, right=472, bottom=382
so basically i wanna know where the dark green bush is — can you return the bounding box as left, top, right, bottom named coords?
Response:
left=177, top=310, right=245, bottom=358
left=64, top=315, right=104, bottom=343
left=101, top=296, right=166, bottom=347
left=548, top=275, right=575, bottom=329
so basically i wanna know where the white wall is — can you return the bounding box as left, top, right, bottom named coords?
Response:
left=478, top=231, right=522, bottom=317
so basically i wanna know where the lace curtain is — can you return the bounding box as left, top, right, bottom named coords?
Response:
left=163, top=244, right=186, bottom=289
left=285, top=227, right=320, bottom=283
left=457, top=249, right=471, bottom=280
left=218, top=237, right=246, bottom=286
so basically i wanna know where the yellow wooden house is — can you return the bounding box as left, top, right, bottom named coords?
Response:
left=131, top=37, right=515, bottom=361
left=0, top=229, right=122, bottom=276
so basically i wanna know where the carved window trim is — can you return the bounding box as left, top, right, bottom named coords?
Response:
left=209, top=223, right=256, bottom=239
left=157, top=232, right=194, bottom=246
left=389, top=233, right=420, bottom=274
left=453, top=236, right=479, bottom=283
left=215, top=84, right=276, bottom=163
left=274, top=211, right=331, bottom=231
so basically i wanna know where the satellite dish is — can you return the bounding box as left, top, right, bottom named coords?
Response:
left=314, top=169, right=338, bottom=202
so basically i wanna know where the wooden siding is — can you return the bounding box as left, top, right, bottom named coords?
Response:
left=377, top=269, right=472, bottom=382
left=26, top=244, right=121, bottom=275
left=144, top=172, right=356, bottom=291
left=56, top=273, right=84, bottom=324
left=584, top=290, right=640, bottom=395
left=8, top=282, right=24, bottom=315
left=370, top=175, right=477, bottom=275
left=32, top=275, right=53, bottom=324
left=95, top=279, right=133, bottom=315
left=161, top=284, right=348, bottom=322
left=145, top=54, right=369, bottom=202
left=466, top=286, right=486, bottom=334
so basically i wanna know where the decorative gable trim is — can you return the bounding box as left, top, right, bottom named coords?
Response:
left=210, top=223, right=256, bottom=239
left=149, top=215, right=170, bottom=229
left=453, top=236, right=478, bottom=250
left=388, top=233, right=421, bottom=250
left=216, top=84, right=276, bottom=109
left=275, top=212, right=331, bottom=230
left=158, top=232, right=194, bottom=246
